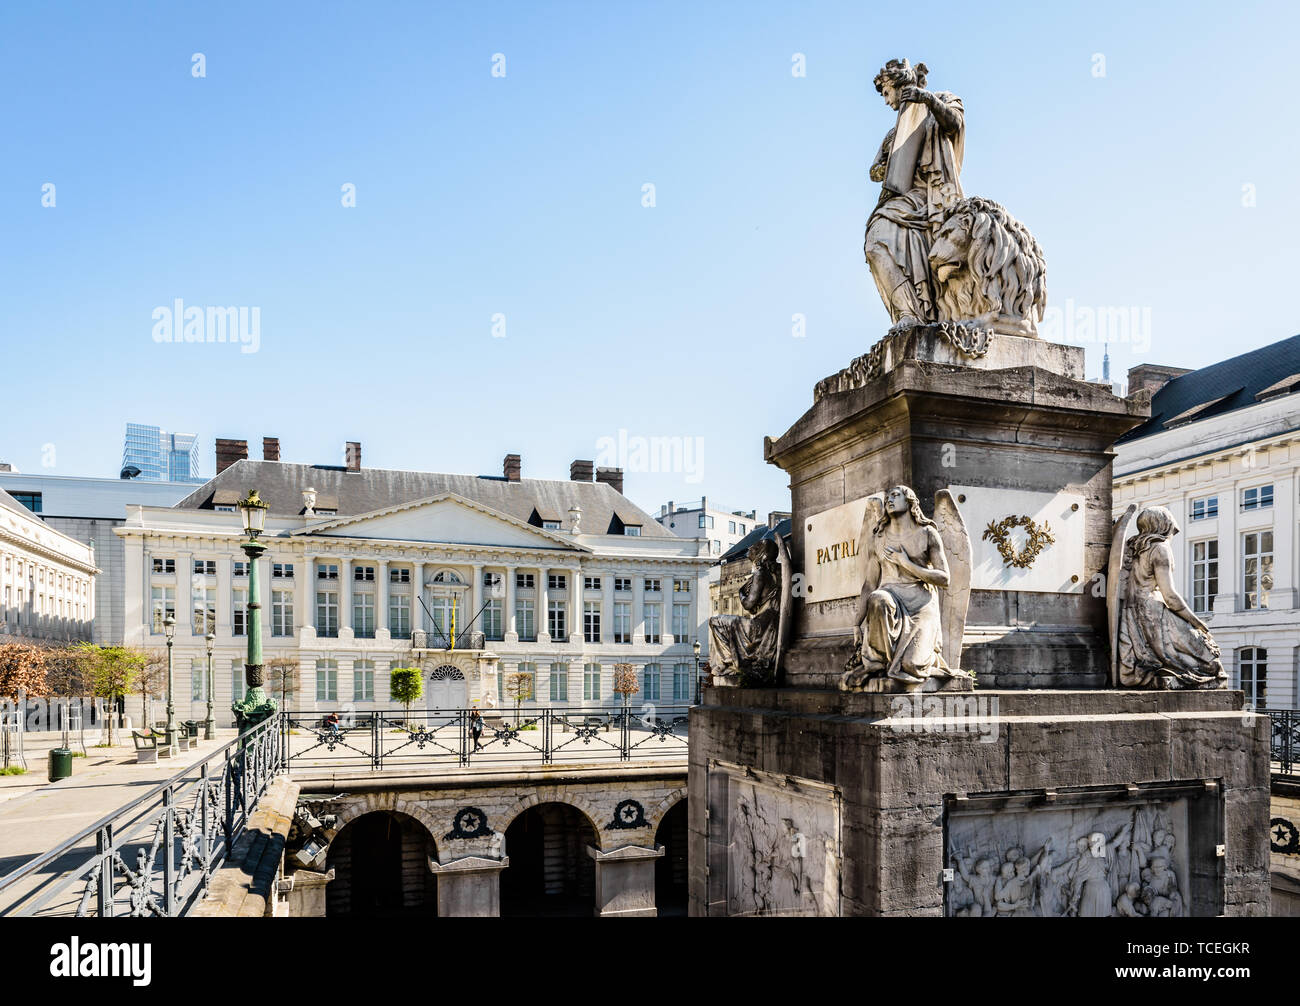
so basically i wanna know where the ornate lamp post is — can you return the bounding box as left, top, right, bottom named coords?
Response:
left=693, top=639, right=703, bottom=705
left=163, top=613, right=177, bottom=746
left=204, top=630, right=216, bottom=740
left=231, top=490, right=277, bottom=734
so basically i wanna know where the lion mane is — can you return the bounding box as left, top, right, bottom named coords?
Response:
left=931, top=196, right=1047, bottom=337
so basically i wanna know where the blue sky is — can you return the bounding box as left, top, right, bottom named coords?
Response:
left=2, top=0, right=1296, bottom=518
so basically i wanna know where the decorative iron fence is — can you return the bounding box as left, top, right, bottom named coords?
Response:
left=283, top=704, right=690, bottom=770
left=0, top=714, right=283, bottom=917
left=1271, top=710, right=1300, bottom=774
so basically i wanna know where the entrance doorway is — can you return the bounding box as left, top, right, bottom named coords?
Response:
left=427, top=665, right=468, bottom=716
left=500, top=803, right=598, bottom=917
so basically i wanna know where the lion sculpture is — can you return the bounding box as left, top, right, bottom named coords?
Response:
left=928, top=196, right=1047, bottom=339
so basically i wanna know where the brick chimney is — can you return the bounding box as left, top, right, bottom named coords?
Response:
left=345, top=441, right=361, bottom=472
left=595, top=466, right=623, bottom=494
left=1127, top=364, right=1191, bottom=397
left=504, top=454, right=521, bottom=482
left=570, top=459, right=594, bottom=482
left=262, top=436, right=280, bottom=461
left=216, top=438, right=248, bottom=475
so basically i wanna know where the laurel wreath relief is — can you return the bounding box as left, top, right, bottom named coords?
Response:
left=982, top=514, right=1055, bottom=569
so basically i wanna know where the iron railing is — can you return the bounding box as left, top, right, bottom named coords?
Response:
left=282, top=704, right=690, bottom=770
left=1271, top=710, right=1300, bottom=774
left=0, top=714, right=284, bottom=917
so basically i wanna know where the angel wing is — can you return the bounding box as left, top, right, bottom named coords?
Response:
left=857, top=494, right=886, bottom=581
left=933, top=489, right=970, bottom=671
left=773, top=532, right=794, bottom=684
left=1108, top=504, right=1137, bottom=688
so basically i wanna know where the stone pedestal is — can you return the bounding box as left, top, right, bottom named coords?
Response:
left=284, top=868, right=333, bottom=917
left=766, top=331, right=1149, bottom=688
left=427, top=855, right=508, bottom=917
left=588, top=844, right=665, bottom=917
left=688, top=688, right=1269, bottom=916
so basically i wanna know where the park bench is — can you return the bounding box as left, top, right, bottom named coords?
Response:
left=560, top=714, right=609, bottom=732
left=131, top=730, right=159, bottom=764
left=150, top=728, right=174, bottom=759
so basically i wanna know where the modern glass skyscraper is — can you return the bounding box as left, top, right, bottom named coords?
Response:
left=122, top=424, right=203, bottom=482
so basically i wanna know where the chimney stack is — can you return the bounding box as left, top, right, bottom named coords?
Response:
left=263, top=436, right=280, bottom=461
left=570, top=459, right=594, bottom=482
left=504, top=454, right=521, bottom=482
left=595, top=466, right=624, bottom=494
left=216, top=438, right=248, bottom=475
left=1126, top=364, right=1191, bottom=397
left=345, top=441, right=361, bottom=472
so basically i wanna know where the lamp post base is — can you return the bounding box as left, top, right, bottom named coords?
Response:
left=233, top=687, right=278, bottom=735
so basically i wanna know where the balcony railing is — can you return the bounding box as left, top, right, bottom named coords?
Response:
left=1271, top=710, right=1300, bottom=773
left=411, top=629, right=486, bottom=650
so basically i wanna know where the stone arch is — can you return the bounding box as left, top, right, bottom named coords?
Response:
left=323, top=804, right=441, bottom=917
left=499, top=787, right=607, bottom=851
left=429, top=665, right=466, bottom=681
left=646, top=787, right=687, bottom=835
left=325, top=793, right=444, bottom=864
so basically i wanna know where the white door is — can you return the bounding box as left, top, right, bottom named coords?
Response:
left=427, top=666, right=467, bottom=721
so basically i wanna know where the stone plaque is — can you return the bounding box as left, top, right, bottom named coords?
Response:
left=708, top=762, right=842, bottom=917
left=801, top=497, right=869, bottom=602
left=948, top=485, right=1085, bottom=593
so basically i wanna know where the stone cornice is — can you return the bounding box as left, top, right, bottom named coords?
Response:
left=0, top=527, right=99, bottom=575
left=1115, top=429, right=1300, bottom=486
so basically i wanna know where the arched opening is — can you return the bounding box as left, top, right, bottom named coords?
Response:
left=654, top=799, right=688, bottom=916
left=427, top=665, right=468, bottom=713
left=326, top=810, right=438, bottom=917
left=500, top=803, right=597, bottom=917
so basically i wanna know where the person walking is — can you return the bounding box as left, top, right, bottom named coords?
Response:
left=469, top=709, right=484, bottom=752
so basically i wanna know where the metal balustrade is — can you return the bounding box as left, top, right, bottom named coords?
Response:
left=1271, top=710, right=1300, bottom=774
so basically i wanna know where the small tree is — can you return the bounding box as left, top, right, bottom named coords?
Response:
left=504, top=672, right=534, bottom=725
left=0, top=643, right=47, bottom=768
left=267, top=656, right=300, bottom=710
left=78, top=644, right=143, bottom=747
left=612, top=662, right=639, bottom=710
left=389, top=667, right=423, bottom=725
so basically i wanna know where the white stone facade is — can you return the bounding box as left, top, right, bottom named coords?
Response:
left=0, top=492, right=98, bottom=645
left=1114, top=392, right=1299, bottom=709
left=116, top=492, right=712, bottom=727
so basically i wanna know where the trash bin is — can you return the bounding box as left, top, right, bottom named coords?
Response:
left=48, top=747, right=73, bottom=783
left=184, top=720, right=200, bottom=739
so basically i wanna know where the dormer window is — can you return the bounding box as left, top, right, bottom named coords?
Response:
left=543, top=520, right=561, bottom=531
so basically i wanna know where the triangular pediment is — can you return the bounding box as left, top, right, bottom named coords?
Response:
left=292, top=493, right=589, bottom=551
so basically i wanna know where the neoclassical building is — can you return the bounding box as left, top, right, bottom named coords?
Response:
left=0, top=488, right=98, bottom=646
left=116, top=453, right=713, bottom=727
left=1113, top=337, right=1300, bottom=709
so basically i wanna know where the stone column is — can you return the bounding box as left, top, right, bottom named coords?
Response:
left=339, top=557, right=353, bottom=636
left=632, top=573, right=645, bottom=645
left=587, top=844, right=664, bottom=917
left=217, top=555, right=234, bottom=635
left=296, top=555, right=314, bottom=642
left=539, top=566, right=551, bottom=643
left=570, top=567, right=582, bottom=646
left=411, top=561, right=425, bottom=636
left=376, top=558, right=390, bottom=641
left=1214, top=480, right=1238, bottom=617
left=504, top=563, right=518, bottom=642
left=176, top=548, right=194, bottom=636
left=471, top=563, right=483, bottom=637
left=1273, top=469, right=1296, bottom=611
left=427, top=855, right=509, bottom=917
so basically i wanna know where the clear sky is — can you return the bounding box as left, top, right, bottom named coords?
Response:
left=2, top=0, right=1297, bottom=519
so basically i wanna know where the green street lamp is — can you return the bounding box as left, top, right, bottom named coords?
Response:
left=204, top=630, right=216, bottom=740
left=230, top=490, right=277, bottom=734
left=693, top=638, right=703, bottom=705
left=164, top=613, right=177, bottom=746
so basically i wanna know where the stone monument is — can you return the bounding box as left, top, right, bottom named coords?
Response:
left=688, top=58, right=1269, bottom=917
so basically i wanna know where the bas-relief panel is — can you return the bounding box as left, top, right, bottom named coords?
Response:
left=946, top=800, right=1189, bottom=918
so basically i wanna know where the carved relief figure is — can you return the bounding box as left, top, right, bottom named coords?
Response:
left=1116, top=506, right=1228, bottom=689
left=842, top=487, right=970, bottom=691
left=708, top=535, right=792, bottom=686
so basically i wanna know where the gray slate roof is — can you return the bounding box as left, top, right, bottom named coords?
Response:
left=718, top=518, right=792, bottom=565
left=1117, top=334, right=1300, bottom=443
left=174, top=460, right=672, bottom=538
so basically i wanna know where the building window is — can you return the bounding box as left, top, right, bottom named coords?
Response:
left=644, top=578, right=661, bottom=593
left=698, top=515, right=713, bottom=529
left=728, top=520, right=737, bottom=534
left=191, top=658, right=207, bottom=701
left=1241, top=485, right=1274, bottom=511
left=232, top=659, right=246, bottom=703
left=1242, top=530, right=1273, bottom=610
left=584, top=663, right=601, bottom=702
left=549, top=662, right=569, bottom=702
left=623, top=526, right=641, bottom=536
left=543, top=520, right=561, bottom=531
left=317, top=564, right=338, bottom=580
left=510, top=664, right=537, bottom=705
left=673, top=663, right=692, bottom=702
left=1190, top=540, right=1218, bottom=615
left=316, top=660, right=338, bottom=702
left=643, top=663, right=661, bottom=702
left=1239, top=648, right=1267, bottom=710
left=614, top=602, right=631, bottom=644
left=233, top=587, right=248, bottom=636
left=353, top=660, right=375, bottom=701
left=354, top=565, right=375, bottom=582
left=548, top=601, right=567, bottom=641
left=483, top=599, right=503, bottom=640
left=273, top=563, right=294, bottom=579
left=516, top=599, right=536, bottom=642
left=711, top=540, right=721, bottom=555
left=9, top=492, right=41, bottom=513
left=316, top=591, right=339, bottom=637
left=390, top=567, right=410, bottom=584
left=673, top=578, right=691, bottom=593
left=234, top=561, right=248, bottom=578
left=353, top=593, right=375, bottom=638
left=272, top=590, right=293, bottom=637
left=516, top=573, right=535, bottom=590
left=193, top=588, right=216, bottom=635
left=614, top=577, right=631, bottom=592
left=584, top=602, right=600, bottom=643
left=548, top=573, right=566, bottom=591
left=739, top=524, right=746, bottom=535
left=583, top=576, right=601, bottom=591
left=389, top=594, right=411, bottom=639
left=193, top=560, right=216, bottom=576
left=672, top=602, right=690, bottom=642
left=152, top=558, right=175, bottom=574
left=644, top=603, right=661, bottom=644
left=1190, top=496, right=1218, bottom=521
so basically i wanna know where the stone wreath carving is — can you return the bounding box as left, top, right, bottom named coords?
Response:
left=982, top=514, right=1054, bottom=569
left=607, top=799, right=649, bottom=830
left=1271, top=817, right=1298, bottom=855
left=445, top=806, right=492, bottom=840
